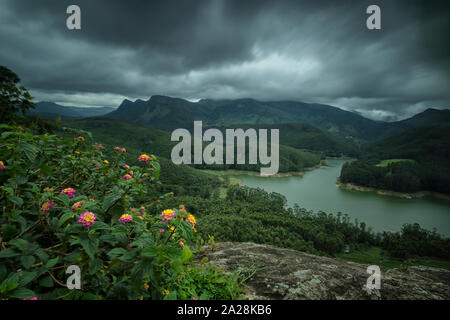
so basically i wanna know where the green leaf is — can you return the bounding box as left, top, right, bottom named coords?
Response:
left=102, top=190, right=123, bottom=212
left=131, top=234, right=155, bottom=248
left=1, top=131, right=14, bottom=139
left=9, top=196, right=23, bottom=207
left=38, top=163, right=53, bottom=176
left=106, top=248, right=127, bottom=259
left=141, top=246, right=159, bottom=259
left=12, top=216, right=27, bottom=233
left=165, top=247, right=182, bottom=260
left=19, top=271, right=37, bottom=287
left=55, top=194, right=70, bottom=207
left=89, top=258, right=103, bottom=275
left=38, top=276, right=54, bottom=287
left=9, top=287, right=37, bottom=299
left=46, top=257, right=59, bottom=268
left=57, top=211, right=75, bottom=228
left=81, top=293, right=101, bottom=300
left=1, top=224, right=18, bottom=239
left=14, top=175, right=28, bottom=186
left=17, top=142, right=38, bottom=161
left=90, top=221, right=111, bottom=232
left=79, top=238, right=99, bottom=260
left=118, top=249, right=138, bottom=262
left=35, top=249, right=49, bottom=264
left=0, top=248, right=19, bottom=258
left=20, top=256, right=35, bottom=269
left=181, top=245, right=193, bottom=264
left=0, top=273, right=19, bottom=294
left=9, top=239, right=29, bottom=252
left=163, top=291, right=177, bottom=300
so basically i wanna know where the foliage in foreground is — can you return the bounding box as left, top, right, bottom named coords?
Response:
left=0, top=125, right=242, bottom=300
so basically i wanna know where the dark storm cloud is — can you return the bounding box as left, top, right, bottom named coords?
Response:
left=0, top=0, right=448, bottom=120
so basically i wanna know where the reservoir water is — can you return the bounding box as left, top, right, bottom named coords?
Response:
left=237, top=159, right=450, bottom=236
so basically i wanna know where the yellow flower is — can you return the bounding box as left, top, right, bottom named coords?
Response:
left=186, top=214, right=196, bottom=228
left=144, top=283, right=149, bottom=290
left=104, top=160, right=109, bottom=164
left=138, top=296, right=144, bottom=300
left=162, top=289, right=170, bottom=296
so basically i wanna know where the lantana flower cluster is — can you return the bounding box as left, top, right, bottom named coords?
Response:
left=41, top=200, right=56, bottom=214
left=78, top=211, right=96, bottom=228
left=71, top=201, right=85, bottom=212
left=119, top=213, right=133, bottom=223
left=114, top=146, right=127, bottom=153
left=138, top=154, right=150, bottom=163
left=161, top=209, right=176, bottom=222
left=60, top=188, right=76, bottom=198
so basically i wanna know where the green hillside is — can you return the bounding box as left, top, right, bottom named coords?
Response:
left=340, top=126, right=450, bottom=194
left=64, top=117, right=322, bottom=174
left=211, top=123, right=359, bottom=157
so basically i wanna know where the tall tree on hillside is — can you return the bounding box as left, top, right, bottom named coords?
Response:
left=0, top=66, right=34, bottom=123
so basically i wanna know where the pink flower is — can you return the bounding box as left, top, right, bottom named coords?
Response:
left=161, top=209, right=176, bottom=222
left=123, top=165, right=130, bottom=169
left=24, top=297, right=38, bottom=300
left=0, top=161, right=5, bottom=171
left=75, top=136, right=84, bottom=141
left=129, top=170, right=134, bottom=176
left=121, top=148, right=126, bottom=153
left=78, top=211, right=96, bottom=228
left=60, top=188, right=76, bottom=198
left=97, top=144, right=103, bottom=149
left=114, top=147, right=120, bottom=151
left=138, top=154, right=150, bottom=163
left=191, top=297, right=197, bottom=300
left=71, top=201, right=85, bottom=212
left=159, top=229, right=164, bottom=233
left=179, top=241, right=184, bottom=247
left=119, top=214, right=133, bottom=223
left=123, top=174, right=132, bottom=180
left=41, top=200, right=56, bottom=214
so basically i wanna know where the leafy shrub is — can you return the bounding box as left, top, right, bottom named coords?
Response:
left=0, top=124, right=240, bottom=300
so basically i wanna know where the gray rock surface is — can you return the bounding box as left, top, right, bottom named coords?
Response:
left=196, top=242, right=450, bottom=300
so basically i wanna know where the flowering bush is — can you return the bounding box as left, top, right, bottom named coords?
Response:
left=0, top=124, right=232, bottom=300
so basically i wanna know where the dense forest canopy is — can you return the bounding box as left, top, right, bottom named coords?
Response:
left=340, top=126, right=450, bottom=194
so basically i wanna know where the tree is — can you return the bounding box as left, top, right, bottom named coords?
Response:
left=0, top=66, right=34, bottom=122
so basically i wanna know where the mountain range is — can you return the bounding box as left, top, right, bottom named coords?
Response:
left=106, top=96, right=450, bottom=141
left=32, top=102, right=115, bottom=119
left=34, top=96, right=450, bottom=142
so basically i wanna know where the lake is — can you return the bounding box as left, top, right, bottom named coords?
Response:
left=237, top=159, right=450, bottom=236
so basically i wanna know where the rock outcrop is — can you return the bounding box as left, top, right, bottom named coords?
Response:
left=196, top=242, right=450, bottom=300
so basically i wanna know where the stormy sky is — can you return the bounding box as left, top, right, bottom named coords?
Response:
left=0, top=0, right=449, bottom=121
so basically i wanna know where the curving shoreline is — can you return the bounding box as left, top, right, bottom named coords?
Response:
left=233, top=160, right=325, bottom=179
left=337, top=181, right=450, bottom=201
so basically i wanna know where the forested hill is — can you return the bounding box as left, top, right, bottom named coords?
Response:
left=63, top=117, right=322, bottom=174
left=211, top=123, right=359, bottom=157
left=360, top=126, right=450, bottom=165
left=340, top=126, right=450, bottom=194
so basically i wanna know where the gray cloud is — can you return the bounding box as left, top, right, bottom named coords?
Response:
left=0, top=0, right=449, bottom=120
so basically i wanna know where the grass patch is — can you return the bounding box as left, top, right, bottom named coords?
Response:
left=375, top=159, right=416, bottom=167
left=337, top=246, right=450, bottom=271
